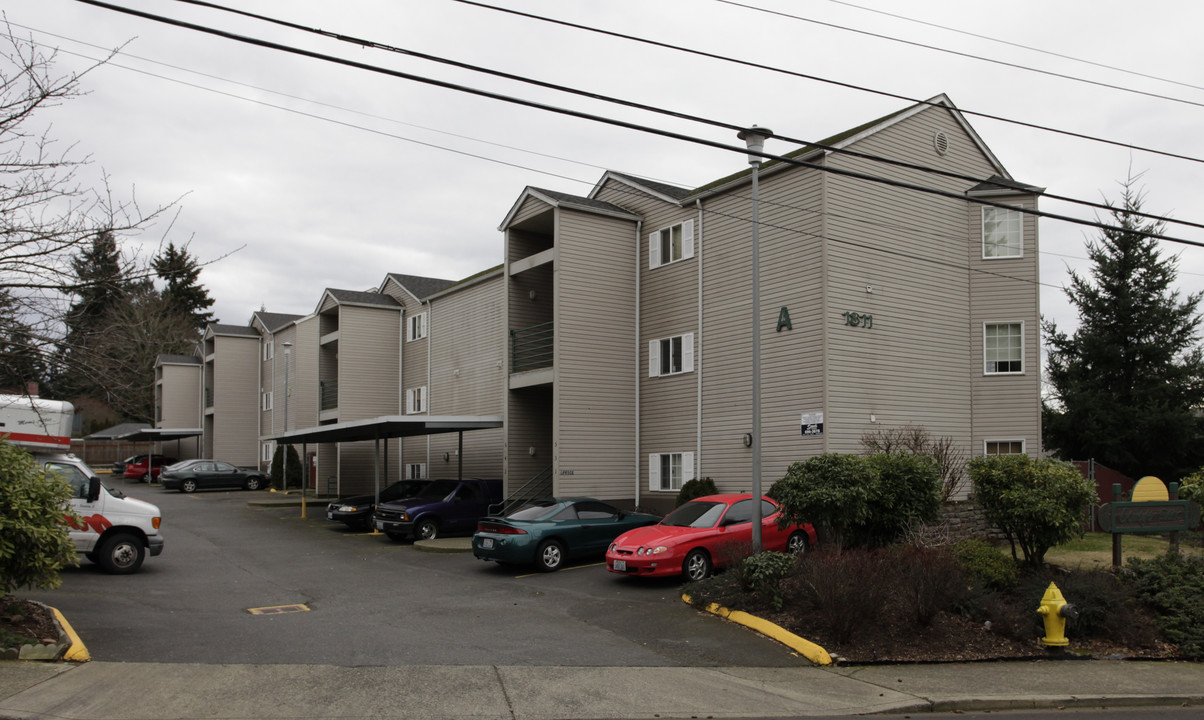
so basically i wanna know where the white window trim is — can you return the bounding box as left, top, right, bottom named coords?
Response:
left=648, top=333, right=695, bottom=377
left=262, top=391, right=273, bottom=411
left=263, top=340, right=274, bottom=361
left=648, top=452, right=695, bottom=492
left=406, top=386, right=427, bottom=414
left=407, top=312, right=427, bottom=342
left=984, top=439, right=1026, bottom=455
left=982, top=206, right=1023, bottom=259
left=648, top=219, right=695, bottom=269
left=262, top=442, right=274, bottom=462
left=406, top=463, right=427, bottom=480
left=983, top=321, right=1024, bottom=375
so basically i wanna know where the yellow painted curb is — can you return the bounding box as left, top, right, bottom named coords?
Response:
left=50, top=607, right=90, bottom=662
left=682, top=593, right=832, bottom=666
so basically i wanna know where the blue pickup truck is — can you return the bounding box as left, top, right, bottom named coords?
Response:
left=371, top=478, right=502, bottom=541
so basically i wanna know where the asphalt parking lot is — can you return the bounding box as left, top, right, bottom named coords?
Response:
left=25, top=478, right=810, bottom=668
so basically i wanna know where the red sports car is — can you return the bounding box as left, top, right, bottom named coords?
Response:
left=606, top=493, right=816, bottom=581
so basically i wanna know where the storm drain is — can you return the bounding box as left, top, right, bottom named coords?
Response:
left=246, top=604, right=310, bottom=616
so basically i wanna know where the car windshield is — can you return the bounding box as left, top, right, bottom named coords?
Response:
left=660, top=501, right=726, bottom=528
left=416, top=479, right=459, bottom=500
left=506, top=500, right=559, bottom=521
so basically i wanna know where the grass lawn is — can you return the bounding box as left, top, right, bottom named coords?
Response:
left=1045, top=532, right=1204, bottom=569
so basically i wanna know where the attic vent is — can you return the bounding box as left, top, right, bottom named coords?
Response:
left=933, top=131, right=949, bottom=156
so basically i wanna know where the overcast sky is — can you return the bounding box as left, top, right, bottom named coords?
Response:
left=10, top=0, right=1204, bottom=338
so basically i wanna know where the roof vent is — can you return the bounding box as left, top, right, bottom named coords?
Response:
left=933, top=131, right=949, bottom=156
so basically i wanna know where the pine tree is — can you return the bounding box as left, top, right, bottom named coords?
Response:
left=56, top=230, right=129, bottom=399
left=152, top=242, right=215, bottom=330
left=1043, top=179, right=1204, bottom=480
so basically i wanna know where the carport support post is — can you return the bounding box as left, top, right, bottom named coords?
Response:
left=302, top=441, right=309, bottom=517
left=458, top=431, right=464, bottom=481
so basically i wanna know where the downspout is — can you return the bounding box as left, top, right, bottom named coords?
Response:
left=696, top=199, right=704, bottom=479
left=634, top=219, right=642, bottom=509
left=398, top=308, right=405, bottom=482
left=425, top=298, right=433, bottom=472
left=258, top=338, right=264, bottom=471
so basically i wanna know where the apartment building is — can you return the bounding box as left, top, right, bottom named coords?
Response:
left=499, top=95, right=1042, bottom=513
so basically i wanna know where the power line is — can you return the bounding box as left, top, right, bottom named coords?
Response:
left=66, top=0, right=1204, bottom=250
left=716, top=0, right=1204, bottom=109
left=449, top=0, right=1204, bottom=168
left=821, top=0, right=1204, bottom=96
left=152, top=0, right=1204, bottom=235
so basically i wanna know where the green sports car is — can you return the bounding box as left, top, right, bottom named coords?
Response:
left=472, top=498, right=660, bottom=572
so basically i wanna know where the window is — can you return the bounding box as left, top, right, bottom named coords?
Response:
left=648, top=451, right=695, bottom=491
left=407, top=312, right=427, bottom=341
left=263, top=340, right=274, bottom=361
left=984, top=323, right=1023, bottom=374
left=649, top=219, right=695, bottom=268
left=983, top=207, right=1022, bottom=258
left=648, top=333, right=694, bottom=377
left=406, top=463, right=427, bottom=480
left=46, top=462, right=91, bottom=499
left=406, top=386, right=427, bottom=414
left=262, top=442, right=274, bottom=462
left=262, top=391, right=273, bottom=411
left=985, top=440, right=1025, bottom=455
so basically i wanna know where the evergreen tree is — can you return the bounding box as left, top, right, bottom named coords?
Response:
left=56, top=230, right=129, bottom=399
left=1043, top=179, right=1204, bottom=480
left=0, top=291, right=45, bottom=391
left=152, top=242, right=215, bottom=330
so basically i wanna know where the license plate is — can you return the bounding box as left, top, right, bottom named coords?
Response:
left=481, top=538, right=494, bottom=550
left=375, top=520, right=384, bottom=530
left=613, top=559, right=626, bottom=571
left=326, top=512, right=333, bottom=520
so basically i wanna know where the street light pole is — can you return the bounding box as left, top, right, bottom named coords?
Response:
left=739, top=125, right=773, bottom=553
left=282, top=341, right=292, bottom=496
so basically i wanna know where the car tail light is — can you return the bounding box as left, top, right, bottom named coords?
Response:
left=477, top=522, right=526, bottom=534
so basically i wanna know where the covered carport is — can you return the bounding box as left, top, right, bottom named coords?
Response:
left=109, top=427, right=203, bottom=476
left=264, top=415, right=503, bottom=506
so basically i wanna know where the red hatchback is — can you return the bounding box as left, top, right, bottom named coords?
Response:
left=606, top=493, right=816, bottom=581
left=123, top=454, right=178, bottom=482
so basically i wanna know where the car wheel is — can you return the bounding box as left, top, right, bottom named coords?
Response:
left=97, top=533, right=145, bottom=574
left=682, top=549, right=712, bottom=582
left=244, top=476, right=263, bottom=491
left=787, top=531, right=809, bottom=555
left=536, top=539, right=565, bottom=572
left=141, top=473, right=152, bottom=483
left=181, top=479, right=198, bottom=493
left=415, top=518, right=439, bottom=541
left=384, top=531, right=408, bottom=542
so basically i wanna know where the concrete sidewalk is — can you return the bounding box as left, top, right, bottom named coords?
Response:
left=2, top=659, right=1202, bottom=719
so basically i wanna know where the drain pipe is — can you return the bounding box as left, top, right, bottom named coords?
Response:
left=634, top=219, right=642, bottom=509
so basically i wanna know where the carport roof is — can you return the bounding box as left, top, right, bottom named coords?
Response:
left=113, top=428, right=204, bottom=441
left=263, top=415, right=503, bottom=444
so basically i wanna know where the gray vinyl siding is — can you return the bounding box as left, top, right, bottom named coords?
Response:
left=427, top=275, right=504, bottom=479
left=553, top=208, right=639, bottom=500
left=400, top=292, right=428, bottom=474
left=211, top=335, right=260, bottom=466
left=969, top=193, right=1042, bottom=456
left=697, top=161, right=826, bottom=492
left=292, top=318, right=319, bottom=433
left=158, top=364, right=201, bottom=428
left=336, top=305, right=401, bottom=494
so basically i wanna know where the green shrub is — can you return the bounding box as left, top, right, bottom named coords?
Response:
left=1121, top=554, right=1204, bottom=659
left=269, top=444, right=302, bottom=491
left=0, top=440, right=79, bottom=592
left=739, top=551, right=796, bottom=610
left=969, top=454, right=1096, bottom=566
left=953, top=539, right=1018, bottom=590
left=859, top=453, right=941, bottom=547
left=769, top=454, right=874, bottom=549
left=889, top=545, right=968, bottom=627
left=676, top=476, right=719, bottom=507
left=781, top=547, right=895, bottom=644
left=1177, top=470, right=1204, bottom=505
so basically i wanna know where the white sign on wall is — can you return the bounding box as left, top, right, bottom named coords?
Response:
left=801, top=412, right=824, bottom=437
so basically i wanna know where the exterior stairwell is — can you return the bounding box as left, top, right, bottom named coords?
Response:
left=488, top=465, right=553, bottom=516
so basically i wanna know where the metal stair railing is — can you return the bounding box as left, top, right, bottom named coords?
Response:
left=489, top=465, right=554, bottom=516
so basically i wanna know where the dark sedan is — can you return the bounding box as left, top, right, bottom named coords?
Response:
left=326, top=480, right=430, bottom=530
left=473, top=498, right=660, bottom=571
left=159, top=460, right=268, bottom=493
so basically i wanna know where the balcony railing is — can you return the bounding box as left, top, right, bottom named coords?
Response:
left=510, top=322, right=553, bottom=373
left=319, top=380, right=338, bottom=410
left=204, top=387, right=214, bottom=408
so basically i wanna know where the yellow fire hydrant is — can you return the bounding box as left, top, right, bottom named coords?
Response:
left=1036, top=582, right=1078, bottom=647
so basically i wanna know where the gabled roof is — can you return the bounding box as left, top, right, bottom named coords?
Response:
left=589, top=172, right=692, bottom=205
left=498, top=186, right=640, bottom=230
left=155, top=354, right=202, bottom=367
left=380, top=273, right=456, bottom=303
left=685, top=94, right=1013, bottom=203
left=316, top=288, right=403, bottom=314
left=204, top=323, right=261, bottom=339
left=251, top=311, right=304, bottom=334
left=967, top=175, right=1045, bottom=196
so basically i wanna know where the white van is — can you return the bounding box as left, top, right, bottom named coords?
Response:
left=1, top=394, right=164, bottom=573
